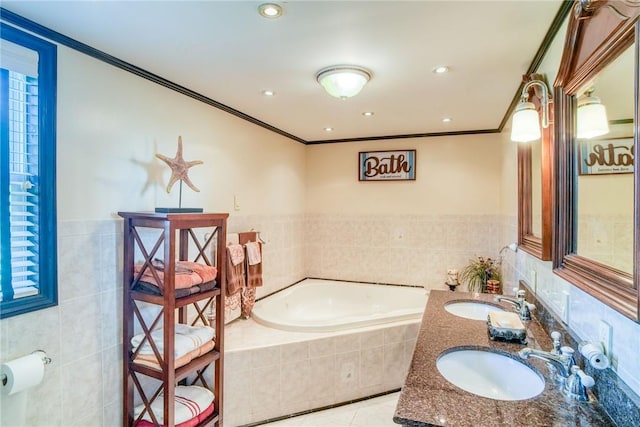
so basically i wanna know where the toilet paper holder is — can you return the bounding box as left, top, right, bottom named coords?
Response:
left=1, top=350, right=51, bottom=386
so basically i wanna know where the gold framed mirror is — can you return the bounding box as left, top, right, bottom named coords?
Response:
left=554, top=0, right=639, bottom=321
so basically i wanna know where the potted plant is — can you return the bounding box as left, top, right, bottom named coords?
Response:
left=460, top=256, right=502, bottom=293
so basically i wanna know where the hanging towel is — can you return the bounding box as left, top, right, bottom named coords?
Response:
left=227, top=244, right=245, bottom=266
left=245, top=241, right=262, bottom=265
left=226, top=245, right=245, bottom=296
left=238, top=233, right=263, bottom=289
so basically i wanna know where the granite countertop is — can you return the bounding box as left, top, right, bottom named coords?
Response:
left=393, top=290, right=615, bottom=427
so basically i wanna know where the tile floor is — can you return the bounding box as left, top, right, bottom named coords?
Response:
left=254, top=392, right=400, bottom=427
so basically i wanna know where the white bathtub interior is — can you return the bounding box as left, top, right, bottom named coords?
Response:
left=251, top=278, right=428, bottom=332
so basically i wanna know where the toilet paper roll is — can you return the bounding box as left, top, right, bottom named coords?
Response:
left=579, top=342, right=610, bottom=370
left=1, top=353, right=45, bottom=395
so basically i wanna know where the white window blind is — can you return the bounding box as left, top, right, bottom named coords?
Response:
left=1, top=71, right=40, bottom=301
left=1, top=21, right=57, bottom=318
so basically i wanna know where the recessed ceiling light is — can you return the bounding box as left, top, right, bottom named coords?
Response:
left=258, top=3, right=283, bottom=19
left=262, top=90, right=275, bottom=96
left=362, top=111, right=374, bottom=117
left=433, top=66, right=449, bottom=74
left=324, top=127, right=334, bottom=132
left=442, top=117, right=452, bottom=123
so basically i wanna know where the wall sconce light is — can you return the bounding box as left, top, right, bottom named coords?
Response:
left=316, top=65, right=372, bottom=99
left=576, top=89, right=609, bottom=139
left=510, top=80, right=550, bottom=143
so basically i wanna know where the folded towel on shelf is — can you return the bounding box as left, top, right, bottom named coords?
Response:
left=133, top=279, right=217, bottom=298
left=131, top=324, right=215, bottom=359
left=133, top=260, right=203, bottom=291
left=134, top=385, right=214, bottom=426
left=133, top=340, right=215, bottom=370
left=184, top=261, right=217, bottom=283
left=245, top=241, right=262, bottom=265
left=226, top=245, right=245, bottom=297
left=135, top=402, right=214, bottom=427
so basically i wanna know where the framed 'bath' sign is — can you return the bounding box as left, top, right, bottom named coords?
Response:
left=578, top=138, right=634, bottom=175
left=358, top=150, right=416, bottom=181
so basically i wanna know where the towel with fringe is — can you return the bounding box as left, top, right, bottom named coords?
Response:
left=134, top=385, right=214, bottom=426
left=226, top=244, right=245, bottom=296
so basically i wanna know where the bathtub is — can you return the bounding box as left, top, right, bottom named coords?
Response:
left=251, top=278, right=428, bottom=332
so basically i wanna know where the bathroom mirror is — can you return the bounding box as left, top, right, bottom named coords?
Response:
left=554, top=0, right=639, bottom=321
left=517, top=10, right=570, bottom=261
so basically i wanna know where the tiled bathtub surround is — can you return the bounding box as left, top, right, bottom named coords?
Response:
left=224, top=318, right=420, bottom=427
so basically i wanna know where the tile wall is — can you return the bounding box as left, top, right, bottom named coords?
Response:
left=304, top=214, right=505, bottom=290
left=577, top=214, right=634, bottom=274
left=0, top=220, right=123, bottom=427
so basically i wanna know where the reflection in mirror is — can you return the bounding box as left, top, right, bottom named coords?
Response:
left=575, top=44, right=635, bottom=275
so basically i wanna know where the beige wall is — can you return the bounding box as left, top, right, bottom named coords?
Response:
left=305, top=134, right=503, bottom=215
left=57, top=47, right=306, bottom=220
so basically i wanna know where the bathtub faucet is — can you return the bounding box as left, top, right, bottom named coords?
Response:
left=495, top=290, right=535, bottom=321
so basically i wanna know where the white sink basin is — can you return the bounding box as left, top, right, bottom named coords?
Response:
left=444, top=300, right=506, bottom=320
left=436, top=347, right=545, bottom=400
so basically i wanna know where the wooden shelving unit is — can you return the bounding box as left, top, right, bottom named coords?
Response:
left=118, top=212, right=228, bottom=427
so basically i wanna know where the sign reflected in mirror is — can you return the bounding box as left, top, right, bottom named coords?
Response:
left=579, top=138, right=634, bottom=175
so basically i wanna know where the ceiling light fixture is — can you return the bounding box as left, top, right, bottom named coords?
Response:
left=510, top=79, right=550, bottom=143
left=576, top=89, right=609, bottom=139
left=433, top=66, right=449, bottom=74
left=316, top=65, right=372, bottom=99
left=324, top=127, right=333, bottom=132
left=258, top=3, right=283, bottom=19
left=261, top=89, right=275, bottom=96
left=442, top=117, right=452, bottom=123
left=362, top=111, right=374, bottom=117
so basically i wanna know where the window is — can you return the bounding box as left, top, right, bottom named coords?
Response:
left=1, top=23, right=57, bottom=318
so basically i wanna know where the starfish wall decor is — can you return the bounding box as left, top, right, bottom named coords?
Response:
left=155, top=136, right=204, bottom=211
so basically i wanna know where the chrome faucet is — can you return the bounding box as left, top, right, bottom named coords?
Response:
left=495, top=290, right=535, bottom=321
left=518, top=347, right=573, bottom=379
left=564, top=365, right=595, bottom=401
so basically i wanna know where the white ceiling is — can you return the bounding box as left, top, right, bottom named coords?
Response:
left=1, top=0, right=565, bottom=143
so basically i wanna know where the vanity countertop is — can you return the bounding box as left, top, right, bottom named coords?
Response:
left=393, top=290, right=615, bottom=427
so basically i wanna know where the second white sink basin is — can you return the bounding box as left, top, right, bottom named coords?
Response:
left=436, top=347, right=545, bottom=400
left=444, top=300, right=506, bottom=320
